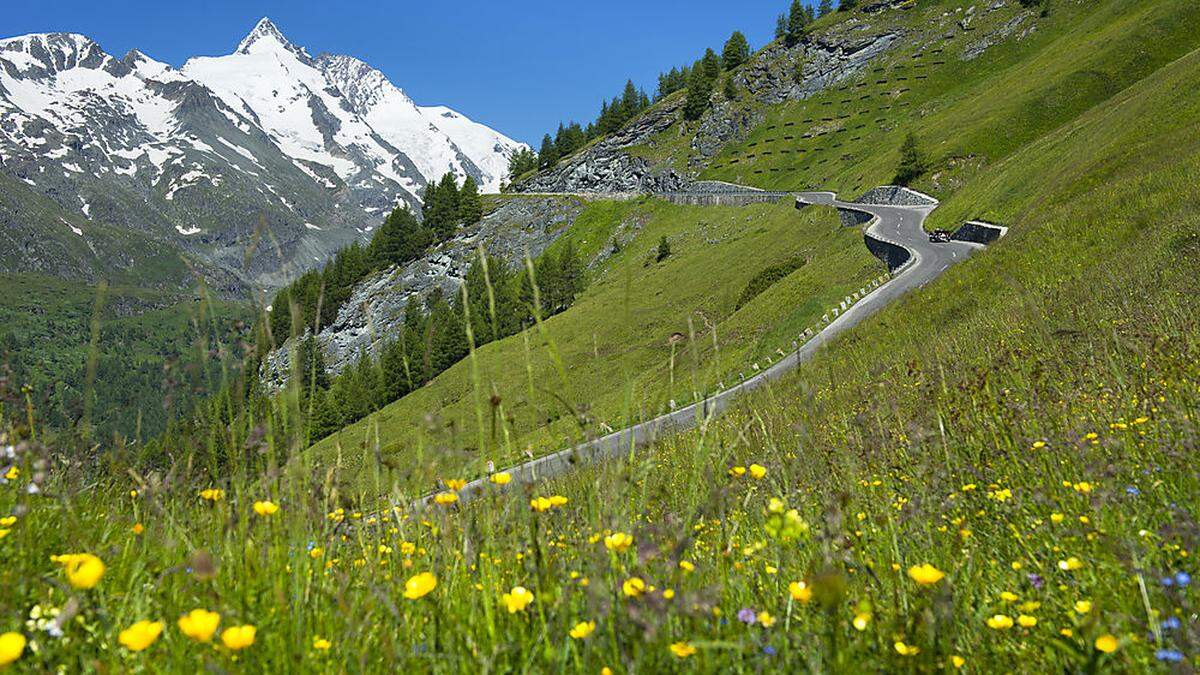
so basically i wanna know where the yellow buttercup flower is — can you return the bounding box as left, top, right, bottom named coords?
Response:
left=313, top=637, right=332, bottom=651
left=757, top=611, right=776, bottom=628
left=1074, top=600, right=1093, bottom=614
left=0, top=516, right=15, bottom=527
left=788, top=581, right=813, bottom=603
left=951, top=655, right=966, bottom=668
left=199, top=488, right=224, bottom=502
left=894, top=641, right=920, bottom=656
left=569, top=621, right=595, bottom=639
left=501, top=586, right=534, bottom=613
left=253, top=500, right=280, bottom=516
left=548, top=495, right=568, bottom=507
left=177, top=609, right=220, bottom=642
left=434, top=492, right=459, bottom=506
left=444, top=478, right=467, bottom=491
left=53, top=553, right=105, bottom=589
left=907, top=563, right=945, bottom=585
left=1094, top=634, right=1118, bottom=653
left=1018, top=615, right=1038, bottom=628
left=1000, top=591, right=1019, bottom=602
left=489, top=472, right=512, bottom=485
left=986, top=615, right=1014, bottom=630
left=604, top=532, right=633, bottom=553
left=221, top=625, right=257, bottom=650
left=748, top=464, right=767, bottom=480
left=622, top=577, right=646, bottom=598
left=4, top=466, right=17, bottom=481
left=728, top=466, right=747, bottom=477
left=403, top=572, right=437, bottom=600
left=1058, top=557, right=1084, bottom=571
left=669, top=642, right=697, bottom=658
left=852, top=612, right=871, bottom=631
left=679, top=560, right=695, bottom=572
left=0, top=632, right=26, bottom=667
left=118, top=620, right=164, bottom=652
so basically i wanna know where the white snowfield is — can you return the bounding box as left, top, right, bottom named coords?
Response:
left=0, top=19, right=525, bottom=202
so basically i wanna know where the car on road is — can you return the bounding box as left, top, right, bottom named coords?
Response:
left=928, top=230, right=953, bottom=243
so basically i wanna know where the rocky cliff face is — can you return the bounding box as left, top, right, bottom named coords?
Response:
left=263, top=196, right=587, bottom=384
left=514, top=23, right=902, bottom=194
left=516, top=96, right=692, bottom=194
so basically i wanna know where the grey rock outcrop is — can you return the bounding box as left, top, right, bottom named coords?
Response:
left=263, top=196, right=587, bottom=385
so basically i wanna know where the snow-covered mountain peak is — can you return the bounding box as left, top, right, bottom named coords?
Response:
left=236, top=18, right=310, bottom=61
left=0, top=32, right=109, bottom=78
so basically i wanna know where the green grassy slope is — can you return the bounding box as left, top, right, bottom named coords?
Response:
left=309, top=197, right=883, bottom=492
left=309, top=0, right=1200, bottom=497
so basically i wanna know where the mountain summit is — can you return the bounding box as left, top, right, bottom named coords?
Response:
left=236, top=17, right=311, bottom=60
left=0, top=18, right=526, bottom=292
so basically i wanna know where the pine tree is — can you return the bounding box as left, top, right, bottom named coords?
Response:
left=507, top=148, right=538, bottom=180
left=427, top=173, right=461, bottom=240
left=775, top=14, right=788, bottom=41
left=458, top=176, right=483, bottom=225
left=724, top=74, right=739, bottom=100
left=722, top=31, right=751, bottom=70
left=787, top=0, right=809, bottom=47
left=818, top=0, right=833, bottom=17
left=839, top=0, right=858, bottom=10
left=656, top=235, right=672, bottom=262
left=538, top=134, right=558, bottom=169
left=894, top=131, right=927, bottom=186
left=620, top=79, right=641, bottom=123
left=370, top=207, right=431, bottom=269
left=683, top=65, right=713, bottom=121
left=701, top=48, right=722, bottom=84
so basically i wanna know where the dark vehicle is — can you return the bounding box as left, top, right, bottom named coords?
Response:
left=928, top=230, right=953, bottom=243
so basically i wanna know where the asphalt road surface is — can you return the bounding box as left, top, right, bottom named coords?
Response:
left=422, top=189, right=982, bottom=507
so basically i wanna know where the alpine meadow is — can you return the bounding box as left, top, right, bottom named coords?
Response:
left=2, top=0, right=1199, bottom=672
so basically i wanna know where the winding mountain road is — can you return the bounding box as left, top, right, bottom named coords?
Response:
left=425, top=188, right=982, bottom=506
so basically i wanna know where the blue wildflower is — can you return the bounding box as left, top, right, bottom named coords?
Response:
left=1155, top=649, right=1183, bottom=663
left=1161, top=616, right=1181, bottom=631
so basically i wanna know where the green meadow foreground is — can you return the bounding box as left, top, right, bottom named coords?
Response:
left=3, top=0, right=1200, bottom=671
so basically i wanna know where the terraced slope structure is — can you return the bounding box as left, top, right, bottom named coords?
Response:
left=302, top=0, right=1200, bottom=502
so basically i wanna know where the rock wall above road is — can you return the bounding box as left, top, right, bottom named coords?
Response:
left=855, top=186, right=939, bottom=206
left=263, top=196, right=587, bottom=386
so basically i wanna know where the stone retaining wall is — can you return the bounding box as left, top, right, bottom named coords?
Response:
left=952, top=220, right=1008, bottom=244
left=855, top=185, right=939, bottom=207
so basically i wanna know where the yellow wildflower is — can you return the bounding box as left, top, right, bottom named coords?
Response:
left=403, top=572, right=437, bottom=600
left=569, top=621, right=596, bottom=639
left=1018, top=615, right=1038, bottom=628
left=1094, top=634, right=1118, bottom=653
left=669, top=642, right=697, bottom=658
left=433, top=492, right=458, bottom=506
left=894, top=641, right=920, bottom=656
left=313, top=637, right=332, bottom=651
left=444, top=478, right=467, bottom=491
left=501, top=586, right=534, bottom=613
left=118, top=620, right=164, bottom=652
left=853, top=612, right=871, bottom=631
left=177, top=609, right=221, bottom=642
left=1074, top=600, right=1093, bottom=614
left=253, top=500, right=279, bottom=516
left=53, top=553, right=105, bottom=589
left=622, top=577, right=646, bottom=598
left=489, top=472, right=512, bottom=485
left=907, top=563, right=945, bottom=586
left=604, top=532, right=634, bottom=553
left=789, top=581, right=813, bottom=603
left=748, top=464, right=767, bottom=480
left=0, top=632, right=26, bottom=667
left=986, top=615, right=1014, bottom=630
left=221, top=625, right=256, bottom=650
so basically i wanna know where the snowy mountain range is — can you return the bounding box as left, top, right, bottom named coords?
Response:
left=0, top=18, right=526, bottom=292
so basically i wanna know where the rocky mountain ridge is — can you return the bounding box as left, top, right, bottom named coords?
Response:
left=0, top=19, right=526, bottom=292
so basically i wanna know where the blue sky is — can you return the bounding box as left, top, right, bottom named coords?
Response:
left=4, top=1, right=809, bottom=145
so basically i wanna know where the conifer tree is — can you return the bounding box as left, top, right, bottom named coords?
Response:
left=683, top=64, right=713, bottom=121
left=894, top=131, right=927, bottom=186
left=775, top=14, right=788, bottom=41
left=538, top=134, right=558, bottom=169
left=701, top=48, right=722, bottom=84
left=722, top=31, right=751, bottom=70
left=458, top=176, right=483, bottom=225
left=786, top=0, right=809, bottom=47
left=819, top=0, right=834, bottom=16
